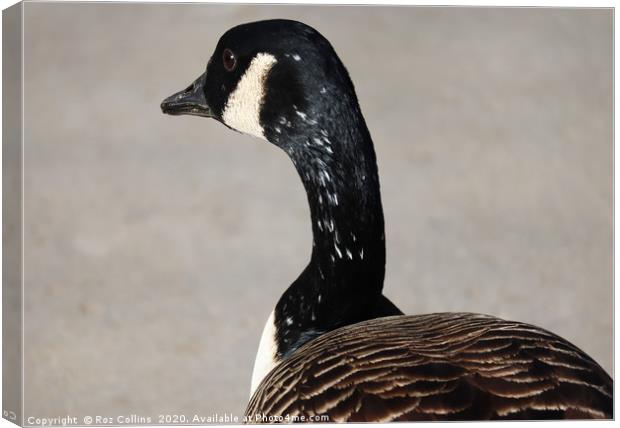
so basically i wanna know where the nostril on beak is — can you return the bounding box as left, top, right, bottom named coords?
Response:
left=161, top=71, right=210, bottom=117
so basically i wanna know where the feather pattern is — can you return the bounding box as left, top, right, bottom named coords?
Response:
left=245, top=313, right=612, bottom=421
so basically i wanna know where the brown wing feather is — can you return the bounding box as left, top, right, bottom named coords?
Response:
left=245, top=313, right=612, bottom=422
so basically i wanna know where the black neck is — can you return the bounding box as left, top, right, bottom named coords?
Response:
left=294, top=125, right=385, bottom=294
left=265, top=97, right=399, bottom=358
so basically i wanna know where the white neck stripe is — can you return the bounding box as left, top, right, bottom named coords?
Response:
left=222, top=53, right=277, bottom=140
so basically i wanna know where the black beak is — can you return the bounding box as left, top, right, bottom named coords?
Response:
left=160, top=71, right=213, bottom=118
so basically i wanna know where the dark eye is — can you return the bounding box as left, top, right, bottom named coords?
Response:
left=222, top=49, right=236, bottom=71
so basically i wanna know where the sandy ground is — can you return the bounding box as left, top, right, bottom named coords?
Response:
left=19, top=3, right=612, bottom=421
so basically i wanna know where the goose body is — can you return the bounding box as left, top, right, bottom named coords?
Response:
left=161, top=19, right=612, bottom=421
left=246, top=313, right=612, bottom=421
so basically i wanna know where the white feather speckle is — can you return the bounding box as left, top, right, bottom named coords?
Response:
left=334, top=244, right=343, bottom=259
left=296, top=111, right=317, bottom=125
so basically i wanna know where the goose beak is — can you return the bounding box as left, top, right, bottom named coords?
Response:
left=161, top=71, right=213, bottom=118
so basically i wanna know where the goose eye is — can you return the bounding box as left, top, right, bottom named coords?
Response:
left=222, top=49, right=237, bottom=71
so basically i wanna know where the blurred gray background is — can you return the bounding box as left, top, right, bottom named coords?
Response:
left=21, top=3, right=612, bottom=421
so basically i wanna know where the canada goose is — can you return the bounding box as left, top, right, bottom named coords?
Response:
left=161, top=19, right=612, bottom=421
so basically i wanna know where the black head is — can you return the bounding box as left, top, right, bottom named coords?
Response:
left=161, top=19, right=360, bottom=145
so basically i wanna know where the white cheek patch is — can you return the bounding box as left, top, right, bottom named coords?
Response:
left=222, top=53, right=277, bottom=140
left=250, top=310, right=280, bottom=396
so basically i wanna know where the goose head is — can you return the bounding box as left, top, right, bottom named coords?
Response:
left=161, top=19, right=361, bottom=149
